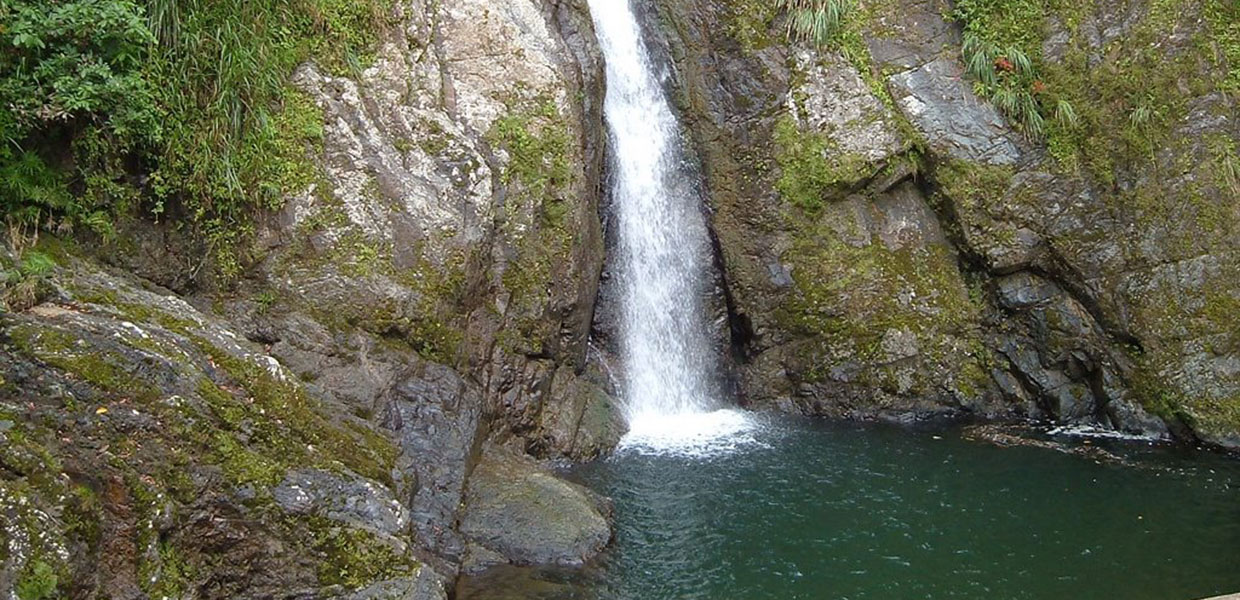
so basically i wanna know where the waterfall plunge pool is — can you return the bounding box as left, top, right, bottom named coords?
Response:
left=461, top=415, right=1240, bottom=600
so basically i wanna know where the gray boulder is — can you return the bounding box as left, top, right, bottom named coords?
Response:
left=460, top=444, right=611, bottom=568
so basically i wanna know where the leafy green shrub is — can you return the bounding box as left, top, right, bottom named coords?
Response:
left=1, top=0, right=391, bottom=282
left=147, top=0, right=386, bottom=240
left=959, top=30, right=1083, bottom=140
left=14, top=559, right=58, bottom=600
left=950, top=0, right=1236, bottom=178
left=0, top=1, right=159, bottom=147
left=0, top=250, right=54, bottom=311
left=0, top=0, right=161, bottom=234
left=145, top=0, right=392, bottom=279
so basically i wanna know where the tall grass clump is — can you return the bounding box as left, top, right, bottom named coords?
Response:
left=147, top=0, right=390, bottom=276
left=777, top=0, right=856, bottom=47
left=952, top=1, right=1078, bottom=141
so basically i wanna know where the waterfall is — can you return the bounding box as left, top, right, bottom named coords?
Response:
left=588, top=0, right=755, bottom=451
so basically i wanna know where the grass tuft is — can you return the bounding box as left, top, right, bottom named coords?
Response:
left=776, top=0, right=855, bottom=47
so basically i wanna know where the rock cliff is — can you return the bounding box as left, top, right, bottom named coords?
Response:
left=648, top=0, right=1239, bottom=446
left=2, top=0, right=619, bottom=597
left=1, top=0, right=1238, bottom=598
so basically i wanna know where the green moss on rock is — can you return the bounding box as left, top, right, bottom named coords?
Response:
left=490, top=96, right=574, bottom=229
left=10, top=323, right=162, bottom=403
left=778, top=214, right=981, bottom=384
left=488, top=95, right=581, bottom=355
left=189, top=337, right=398, bottom=487
left=930, top=159, right=1015, bottom=214
left=773, top=115, right=875, bottom=213
left=1, top=475, right=72, bottom=600
left=303, top=515, right=418, bottom=588
left=724, top=0, right=778, bottom=52
left=1203, top=0, right=1240, bottom=94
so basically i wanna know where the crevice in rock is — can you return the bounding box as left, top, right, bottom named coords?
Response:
left=1027, top=246, right=1144, bottom=352
left=913, top=158, right=1083, bottom=420
left=704, top=213, right=753, bottom=403
left=996, top=348, right=1056, bottom=419
left=914, top=159, right=995, bottom=280
left=916, top=154, right=1157, bottom=432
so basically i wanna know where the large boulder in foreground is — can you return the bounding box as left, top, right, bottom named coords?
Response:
left=459, top=444, right=611, bottom=570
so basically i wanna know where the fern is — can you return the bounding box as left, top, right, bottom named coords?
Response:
left=19, top=251, right=56, bottom=279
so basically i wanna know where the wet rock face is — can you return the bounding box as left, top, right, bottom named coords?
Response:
left=379, top=363, right=483, bottom=571
left=888, top=58, right=1020, bottom=165
left=273, top=468, right=411, bottom=537
left=652, top=0, right=1239, bottom=445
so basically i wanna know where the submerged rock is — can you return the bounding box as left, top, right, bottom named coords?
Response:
left=334, top=569, right=450, bottom=600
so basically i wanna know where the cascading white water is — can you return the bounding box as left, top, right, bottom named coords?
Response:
left=588, top=0, right=756, bottom=452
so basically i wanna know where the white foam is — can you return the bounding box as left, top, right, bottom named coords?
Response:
left=1046, top=425, right=1167, bottom=442
left=617, top=409, right=766, bottom=458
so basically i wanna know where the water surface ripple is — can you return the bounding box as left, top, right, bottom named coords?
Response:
left=567, top=418, right=1240, bottom=600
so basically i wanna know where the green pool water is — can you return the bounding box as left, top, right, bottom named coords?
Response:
left=464, top=416, right=1240, bottom=600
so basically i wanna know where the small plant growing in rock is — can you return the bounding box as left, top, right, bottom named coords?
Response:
left=777, top=0, right=855, bottom=46
left=959, top=31, right=1078, bottom=140
left=1, top=223, right=56, bottom=312
left=15, top=560, right=58, bottom=600
left=254, top=290, right=278, bottom=312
